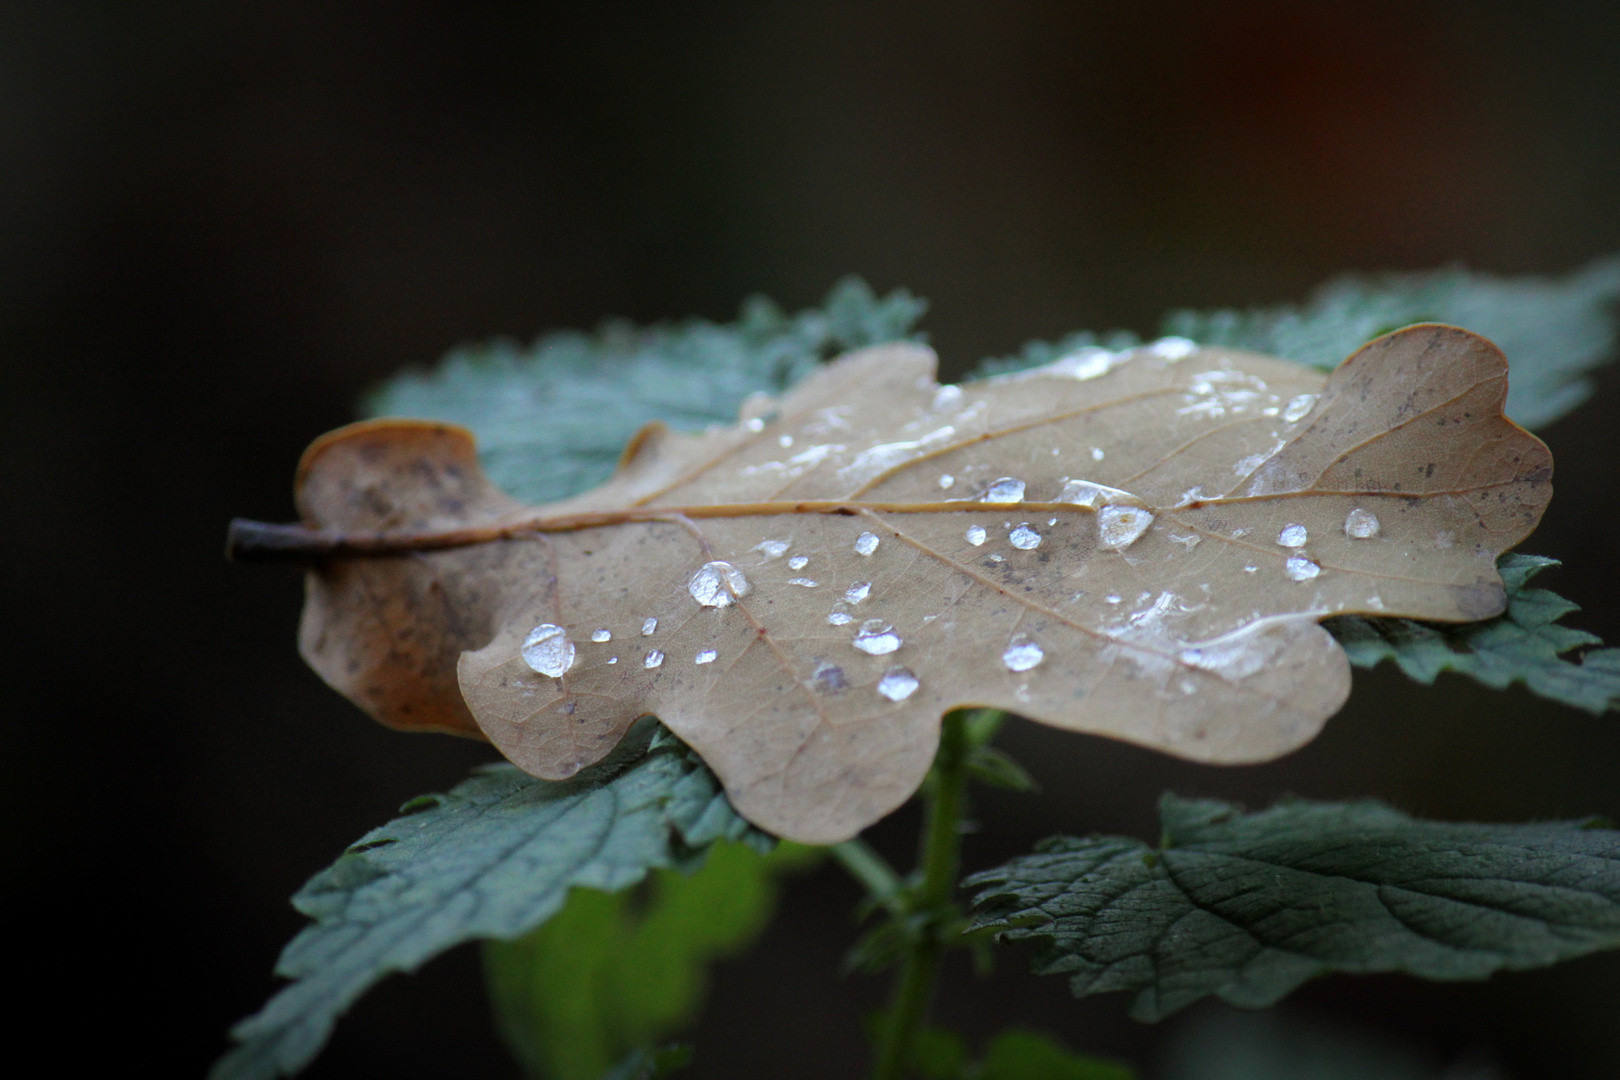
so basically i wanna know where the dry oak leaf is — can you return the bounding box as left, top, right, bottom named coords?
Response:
left=256, top=324, right=1551, bottom=844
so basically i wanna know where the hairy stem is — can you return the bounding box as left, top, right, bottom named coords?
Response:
left=831, top=838, right=907, bottom=918
left=872, top=709, right=970, bottom=1080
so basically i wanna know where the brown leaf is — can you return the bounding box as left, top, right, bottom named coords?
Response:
left=247, top=325, right=1550, bottom=843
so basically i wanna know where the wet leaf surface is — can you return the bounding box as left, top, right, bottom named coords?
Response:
left=258, top=324, right=1550, bottom=843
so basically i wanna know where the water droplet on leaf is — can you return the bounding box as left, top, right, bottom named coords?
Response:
left=1344, top=508, right=1380, bottom=539
left=877, top=666, right=920, bottom=701
left=1097, top=505, right=1153, bottom=550
left=984, top=477, right=1025, bottom=503
left=689, top=560, right=751, bottom=607
left=754, top=539, right=789, bottom=560
left=1009, top=524, right=1041, bottom=550
left=853, top=619, right=902, bottom=655
left=520, top=624, right=575, bottom=678
left=938, top=473, right=955, bottom=489
left=1283, top=394, right=1318, bottom=423
left=1277, top=523, right=1308, bottom=548
left=844, top=581, right=872, bottom=604
left=966, top=525, right=987, bottom=546
left=643, top=649, right=664, bottom=669
left=854, top=531, right=880, bottom=556
left=641, top=617, right=658, bottom=635
left=590, top=628, right=611, bottom=643
left=828, top=611, right=853, bottom=626
left=1285, top=555, right=1321, bottom=582
left=1002, top=634, right=1044, bottom=672
left=788, top=555, right=809, bottom=570
left=695, top=649, right=717, bottom=665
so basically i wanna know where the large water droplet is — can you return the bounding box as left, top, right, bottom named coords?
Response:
left=641, top=616, right=658, bottom=636
left=1009, top=524, right=1042, bottom=550
left=844, top=582, right=872, bottom=604
left=1277, top=523, right=1308, bottom=548
left=966, top=525, right=987, bottom=546
left=689, top=561, right=751, bottom=607
left=1344, top=508, right=1380, bottom=539
left=591, top=628, right=611, bottom=643
left=643, top=649, right=665, bottom=669
left=852, top=619, right=902, bottom=655
left=983, top=477, right=1025, bottom=503
left=1150, top=336, right=1197, bottom=360
left=1285, top=555, right=1321, bottom=582
left=788, top=555, right=809, bottom=570
left=754, top=539, right=789, bottom=560
left=521, top=624, right=575, bottom=678
left=854, top=531, right=880, bottom=556
left=695, top=649, right=717, bottom=665
left=1097, top=505, right=1154, bottom=550
left=1283, top=394, right=1318, bottom=423
left=828, top=611, right=853, bottom=626
left=877, top=666, right=920, bottom=702
left=1002, top=635, right=1044, bottom=672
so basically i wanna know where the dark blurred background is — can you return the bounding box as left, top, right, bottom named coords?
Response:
left=7, top=3, right=1620, bottom=1077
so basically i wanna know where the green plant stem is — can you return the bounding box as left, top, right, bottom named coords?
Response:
left=831, top=838, right=907, bottom=918
left=872, top=710, right=971, bottom=1080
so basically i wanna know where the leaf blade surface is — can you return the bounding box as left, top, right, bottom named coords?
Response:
left=967, top=795, right=1620, bottom=1021
left=211, top=725, right=758, bottom=1080
left=290, top=325, right=1550, bottom=842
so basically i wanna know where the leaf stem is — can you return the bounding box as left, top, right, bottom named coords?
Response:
left=830, top=839, right=907, bottom=918
left=872, top=709, right=971, bottom=1080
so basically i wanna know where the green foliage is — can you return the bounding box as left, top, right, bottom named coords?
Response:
left=864, top=1017, right=1136, bottom=1080
left=483, top=840, right=819, bottom=1080
left=365, top=277, right=927, bottom=504
left=211, top=722, right=765, bottom=1080
left=967, top=794, right=1620, bottom=1022
left=1163, top=257, right=1620, bottom=431
left=1328, top=554, right=1620, bottom=713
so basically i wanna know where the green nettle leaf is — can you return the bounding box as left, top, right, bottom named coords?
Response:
left=211, top=722, right=765, bottom=1080
left=967, top=795, right=1620, bottom=1022
left=1328, top=553, right=1620, bottom=713
left=1162, top=257, right=1620, bottom=431
left=365, top=277, right=926, bottom=504
left=483, top=839, right=818, bottom=1080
